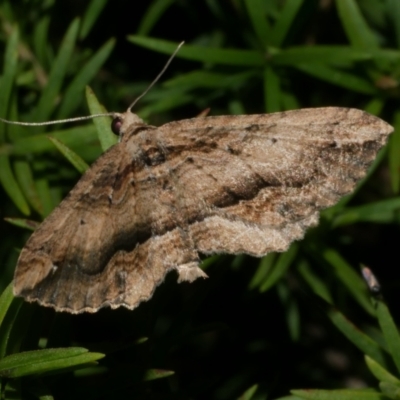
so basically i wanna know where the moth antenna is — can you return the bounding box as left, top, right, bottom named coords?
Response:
left=127, top=41, right=185, bottom=112
left=0, top=112, right=115, bottom=127
left=0, top=41, right=184, bottom=127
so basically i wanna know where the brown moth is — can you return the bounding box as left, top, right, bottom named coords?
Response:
left=11, top=106, right=393, bottom=313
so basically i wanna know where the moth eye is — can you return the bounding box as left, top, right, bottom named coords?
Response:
left=111, top=117, right=123, bottom=135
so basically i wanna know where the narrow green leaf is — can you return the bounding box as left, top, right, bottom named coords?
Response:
left=36, top=178, right=56, bottom=217
left=364, top=98, right=384, bottom=116
left=127, top=36, right=265, bottom=66
left=80, top=0, right=108, bottom=39
left=143, top=369, right=174, bottom=381
left=379, top=381, right=400, bottom=400
left=3, top=302, right=35, bottom=359
left=0, top=26, right=30, bottom=215
left=248, top=253, right=277, bottom=290
left=138, top=91, right=193, bottom=120
left=0, top=282, right=15, bottom=328
left=388, top=0, right=400, bottom=48
left=57, top=38, right=116, bottom=119
left=0, top=157, right=30, bottom=215
left=277, top=282, right=300, bottom=341
left=336, top=0, right=379, bottom=49
left=294, top=63, right=376, bottom=94
left=327, top=307, right=387, bottom=367
left=389, top=111, right=400, bottom=193
left=297, top=261, right=332, bottom=303
left=259, top=243, right=298, bottom=292
left=365, top=355, right=400, bottom=385
left=0, top=25, right=19, bottom=139
left=322, top=248, right=375, bottom=315
left=165, top=70, right=255, bottom=91
left=376, top=299, right=400, bottom=375
left=271, top=45, right=371, bottom=67
left=14, top=160, right=45, bottom=216
left=137, top=0, right=176, bottom=35
left=244, top=0, right=272, bottom=45
left=73, top=365, right=108, bottom=377
left=274, top=396, right=303, bottom=400
left=271, top=0, right=303, bottom=47
left=291, top=388, right=383, bottom=399
left=0, top=348, right=104, bottom=378
left=4, top=218, right=40, bottom=231
left=34, top=18, right=80, bottom=123
left=33, top=16, right=51, bottom=67
left=332, top=198, right=400, bottom=227
left=281, top=90, right=300, bottom=110
left=48, top=136, right=89, bottom=173
left=264, top=66, right=281, bottom=112
left=10, top=125, right=99, bottom=156
left=238, top=384, right=258, bottom=400
left=86, top=86, right=116, bottom=151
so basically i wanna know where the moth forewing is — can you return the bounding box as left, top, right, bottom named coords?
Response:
left=12, top=107, right=393, bottom=313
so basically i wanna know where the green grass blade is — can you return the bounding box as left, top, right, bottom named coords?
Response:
left=336, top=0, right=379, bottom=49
left=379, top=382, right=400, bottom=400
left=259, top=243, right=298, bottom=292
left=376, top=299, right=400, bottom=375
left=47, top=136, right=89, bottom=173
left=0, top=25, right=30, bottom=215
left=327, top=306, right=387, bottom=367
left=165, top=70, right=254, bottom=90
left=389, top=111, right=400, bottom=193
left=57, top=38, right=116, bottom=119
left=365, top=355, right=400, bottom=385
left=238, top=384, right=258, bottom=400
left=271, top=45, right=371, bottom=67
left=264, top=66, right=281, bottom=112
left=10, top=125, right=99, bottom=156
left=0, top=348, right=104, bottom=378
left=80, top=0, right=108, bottom=40
left=36, top=178, right=56, bottom=217
left=137, top=0, right=176, bottom=35
left=332, top=198, right=400, bottom=227
left=86, top=86, right=116, bottom=151
left=387, top=0, right=400, bottom=48
left=277, top=282, right=300, bottom=341
left=0, top=282, right=15, bottom=328
left=297, top=261, right=333, bottom=303
left=244, top=0, right=271, bottom=45
left=322, top=248, right=375, bottom=315
left=294, top=63, right=376, bottom=94
left=364, top=98, right=385, bottom=116
left=33, top=16, right=51, bottom=67
left=34, top=18, right=80, bottom=123
left=14, top=160, right=45, bottom=216
left=0, top=24, right=19, bottom=139
left=271, top=0, right=303, bottom=47
left=248, top=253, right=277, bottom=290
left=291, top=388, right=383, bottom=400
left=0, top=299, right=24, bottom=361
left=4, top=218, right=39, bottom=231
left=143, top=369, right=174, bottom=381
left=127, top=36, right=265, bottom=66
left=0, top=157, right=30, bottom=215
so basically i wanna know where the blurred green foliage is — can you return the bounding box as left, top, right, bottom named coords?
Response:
left=0, top=0, right=400, bottom=399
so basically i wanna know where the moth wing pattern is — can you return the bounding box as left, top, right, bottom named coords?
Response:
left=14, top=107, right=393, bottom=313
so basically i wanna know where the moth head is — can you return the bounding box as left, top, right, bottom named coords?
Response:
left=111, top=111, right=145, bottom=137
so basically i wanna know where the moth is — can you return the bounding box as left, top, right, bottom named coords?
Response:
left=9, top=105, right=392, bottom=313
